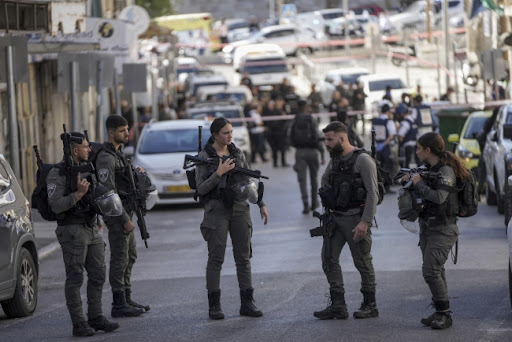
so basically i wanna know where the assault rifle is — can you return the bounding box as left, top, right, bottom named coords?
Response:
left=123, top=158, right=150, bottom=248
left=310, top=209, right=335, bottom=258
left=183, top=155, right=269, bottom=180
left=393, top=166, right=443, bottom=189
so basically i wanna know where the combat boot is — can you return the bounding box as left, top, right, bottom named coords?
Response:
left=240, top=288, right=263, bottom=317
left=430, top=300, right=452, bottom=330
left=311, top=197, right=319, bottom=211
left=353, top=291, right=379, bottom=318
left=111, top=290, right=144, bottom=318
left=208, top=290, right=225, bottom=320
left=126, top=288, right=151, bottom=312
left=72, top=321, right=96, bottom=337
left=88, top=315, right=120, bottom=332
left=302, top=201, right=310, bottom=214
left=313, top=290, right=349, bottom=320
left=420, top=301, right=436, bottom=326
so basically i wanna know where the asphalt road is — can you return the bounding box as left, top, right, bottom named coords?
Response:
left=1, top=151, right=512, bottom=342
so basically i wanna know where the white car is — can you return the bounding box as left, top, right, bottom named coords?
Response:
left=222, top=24, right=325, bottom=63
left=131, top=120, right=212, bottom=205
left=196, top=85, right=253, bottom=106
left=234, top=49, right=290, bottom=91
left=357, top=73, right=409, bottom=116
left=186, top=102, right=252, bottom=159
left=507, top=175, right=512, bottom=308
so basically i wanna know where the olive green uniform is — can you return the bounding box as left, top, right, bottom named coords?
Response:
left=47, top=165, right=106, bottom=325
left=415, top=164, right=459, bottom=302
left=195, top=144, right=265, bottom=291
left=95, top=143, right=136, bottom=293
left=320, top=150, right=379, bottom=295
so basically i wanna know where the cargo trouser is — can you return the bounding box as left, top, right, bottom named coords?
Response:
left=294, top=148, right=320, bottom=207
left=321, top=213, right=376, bottom=294
left=107, top=220, right=138, bottom=292
left=55, top=224, right=106, bottom=324
left=200, top=200, right=253, bottom=291
left=419, top=225, right=458, bottom=302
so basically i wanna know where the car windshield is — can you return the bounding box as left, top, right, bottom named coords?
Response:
left=213, top=93, right=246, bottom=102
left=177, top=66, right=199, bottom=76
left=463, top=116, right=487, bottom=139
left=189, top=109, right=244, bottom=126
left=138, top=128, right=212, bottom=154
left=405, top=1, right=425, bottom=13
left=367, top=79, right=406, bottom=92
left=193, top=82, right=228, bottom=96
left=241, top=58, right=288, bottom=74
left=322, top=11, right=345, bottom=19
left=330, top=72, right=369, bottom=85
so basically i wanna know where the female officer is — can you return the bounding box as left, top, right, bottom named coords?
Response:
left=402, top=132, right=468, bottom=330
left=195, top=117, right=269, bottom=320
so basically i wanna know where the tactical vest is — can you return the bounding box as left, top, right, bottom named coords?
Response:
left=372, top=117, right=390, bottom=143
left=57, top=163, right=97, bottom=226
left=328, top=149, right=368, bottom=211
left=414, top=104, right=434, bottom=138
left=101, top=143, right=132, bottom=201
left=402, top=116, right=418, bottom=145
left=418, top=162, right=459, bottom=225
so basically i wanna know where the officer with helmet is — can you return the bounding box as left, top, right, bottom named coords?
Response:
left=195, top=117, right=269, bottom=320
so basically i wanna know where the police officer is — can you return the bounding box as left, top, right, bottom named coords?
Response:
left=314, top=121, right=379, bottom=320
left=290, top=100, right=325, bottom=214
left=411, top=95, right=437, bottom=138
left=195, top=117, right=269, bottom=320
left=47, top=132, right=120, bottom=337
left=396, top=103, right=418, bottom=168
left=372, top=103, right=396, bottom=191
left=95, top=115, right=148, bottom=318
left=401, top=132, right=467, bottom=329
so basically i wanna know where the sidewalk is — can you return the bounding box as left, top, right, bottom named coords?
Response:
left=32, top=212, right=61, bottom=261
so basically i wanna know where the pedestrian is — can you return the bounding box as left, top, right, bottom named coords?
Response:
left=314, top=121, right=379, bottom=320
left=396, top=103, right=418, bottom=168
left=264, top=96, right=290, bottom=168
left=382, top=85, right=393, bottom=102
left=440, top=87, right=454, bottom=102
left=240, top=71, right=253, bottom=91
left=248, top=102, right=268, bottom=163
left=307, top=84, right=323, bottom=113
left=215, top=18, right=229, bottom=45
left=351, top=81, right=366, bottom=111
left=95, top=115, right=149, bottom=318
left=411, top=95, right=437, bottom=140
left=400, top=132, right=467, bottom=330
left=47, top=132, right=120, bottom=337
left=290, top=99, right=325, bottom=214
left=372, top=103, right=396, bottom=192
left=195, top=117, right=269, bottom=320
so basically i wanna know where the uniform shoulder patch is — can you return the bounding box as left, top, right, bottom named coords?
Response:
left=98, top=168, right=109, bottom=183
left=47, top=183, right=56, bottom=198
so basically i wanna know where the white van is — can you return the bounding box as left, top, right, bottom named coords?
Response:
left=358, top=73, right=409, bottom=116
left=232, top=43, right=285, bottom=71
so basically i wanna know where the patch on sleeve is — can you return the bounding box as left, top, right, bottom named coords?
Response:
left=47, top=183, right=57, bottom=198
left=98, top=168, right=109, bottom=183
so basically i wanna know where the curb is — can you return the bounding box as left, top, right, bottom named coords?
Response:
left=38, top=241, right=61, bottom=261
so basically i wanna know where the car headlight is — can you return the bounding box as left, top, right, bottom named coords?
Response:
left=457, top=145, right=473, bottom=160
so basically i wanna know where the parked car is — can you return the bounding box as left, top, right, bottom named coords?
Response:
left=196, top=85, right=253, bottom=106
left=507, top=186, right=512, bottom=307
left=0, top=153, right=38, bottom=318
left=350, top=4, right=385, bottom=17
left=234, top=48, right=290, bottom=91
left=357, top=73, right=409, bottom=116
left=186, top=102, right=252, bottom=159
left=483, top=104, right=512, bottom=218
left=183, top=72, right=229, bottom=99
left=130, top=120, right=212, bottom=205
left=448, top=110, right=492, bottom=176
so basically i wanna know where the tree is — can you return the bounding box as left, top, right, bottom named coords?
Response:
left=135, top=0, right=174, bottom=18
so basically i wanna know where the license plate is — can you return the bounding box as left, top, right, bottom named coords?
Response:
left=165, top=185, right=191, bottom=193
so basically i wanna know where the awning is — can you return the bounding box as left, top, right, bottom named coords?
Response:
left=139, top=22, right=173, bottom=39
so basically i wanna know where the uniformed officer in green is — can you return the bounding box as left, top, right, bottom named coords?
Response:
left=314, top=121, right=379, bottom=320
left=401, top=132, right=466, bottom=329
left=195, top=117, right=269, bottom=320
left=95, top=115, right=147, bottom=317
left=47, top=132, right=120, bottom=337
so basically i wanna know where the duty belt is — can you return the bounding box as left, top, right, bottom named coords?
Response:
left=420, top=216, right=457, bottom=226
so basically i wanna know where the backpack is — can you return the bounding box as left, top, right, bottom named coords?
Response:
left=290, top=115, right=314, bottom=148
left=31, top=162, right=58, bottom=221
left=450, top=169, right=479, bottom=217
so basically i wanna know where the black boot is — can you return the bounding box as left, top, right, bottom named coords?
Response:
left=430, top=300, right=452, bottom=330
left=72, top=321, right=96, bottom=337
left=240, top=288, right=263, bottom=317
left=353, top=291, right=379, bottom=318
left=111, top=290, right=144, bottom=318
left=208, top=290, right=225, bottom=320
left=420, top=301, right=436, bottom=326
left=88, top=315, right=120, bottom=332
left=302, top=201, right=309, bottom=214
left=126, top=289, right=150, bottom=312
left=311, top=197, right=319, bottom=211
left=313, top=290, right=349, bottom=320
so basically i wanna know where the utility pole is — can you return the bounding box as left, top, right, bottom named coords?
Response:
left=343, top=0, right=350, bottom=55
left=426, top=0, right=431, bottom=43
left=442, top=0, right=450, bottom=90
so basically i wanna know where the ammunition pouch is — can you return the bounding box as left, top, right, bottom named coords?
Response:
left=319, top=185, right=337, bottom=209
left=186, top=169, right=197, bottom=190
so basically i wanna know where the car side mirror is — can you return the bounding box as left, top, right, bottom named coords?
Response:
left=448, top=134, right=459, bottom=143
left=503, top=123, right=512, bottom=140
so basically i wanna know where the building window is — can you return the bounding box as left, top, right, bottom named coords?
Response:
left=0, top=1, right=48, bottom=32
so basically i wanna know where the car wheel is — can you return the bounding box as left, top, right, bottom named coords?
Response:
left=505, top=182, right=512, bottom=226
left=497, top=176, right=505, bottom=214
left=1, top=248, right=38, bottom=318
left=486, top=181, right=497, bottom=205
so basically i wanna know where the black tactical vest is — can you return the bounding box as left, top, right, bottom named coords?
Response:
left=329, top=149, right=368, bottom=210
